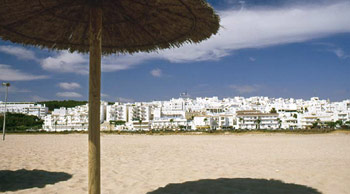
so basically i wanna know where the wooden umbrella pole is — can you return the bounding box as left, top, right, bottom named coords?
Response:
left=88, top=6, right=102, bottom=194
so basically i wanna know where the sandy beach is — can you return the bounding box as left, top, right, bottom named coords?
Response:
left=0, top=133, right=349, bottom=194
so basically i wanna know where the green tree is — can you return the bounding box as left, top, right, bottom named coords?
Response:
left=336, top=120, right=343, bottom=127
left=54, top=120, right=58, bottom=132
left=0, top=113, right=43, bottom=131
left=270, top=108, right=277, bottom=114
left=203, top=118, right=208, bottom=123
left=255, top=117, right=261, bottom=130
left=37, top=100, right=87, bottom=111
left=345, top=121, right=350, bottom=129
left=325, top=122, right=336, bottom=129
left=138, top=119, right=142, bottom=130
left=277, top=118, right=282, bottom=129
left=110, top=120, right=126, bottom=125
left=312, top=119, right=321, bottom=129
left=170, top=119, right=174, bottom=129
left=293, top=114, right=298, bottom=119
left=239, top=117, right=244, bottom=129
left=179, top=125, right=186, bottom=130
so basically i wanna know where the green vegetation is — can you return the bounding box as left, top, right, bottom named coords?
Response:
left=277, top=118, right=282, bottom=128
left=311, top=119, right=349, bottom=129
left=4, top=127, right=350, bottom=135
left=109, top=120, right=126, bottom=125
left=293, top=114, right=298, bottom=119
left=255, top=117, right=261, bottom=129
left=0, top=113, right=43, bottom=131
left=203, top=118, right=208, bottom=123
left=37, top=100, right=87, bottom=111
left=336, top=120, right=343, bottom=126
left=139, top=119, right=143, bottom=129
left=102, top=128, right=347, bottom=135
left=312, top=119, right=321, bottom=129
left=324, top=122, right=336, bottom=129
left=179, top=125, right=186, bottom=130
left=270, top=108, right=277, bottom=113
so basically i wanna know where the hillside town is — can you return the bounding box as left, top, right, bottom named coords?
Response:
left=1, top=96, right=350, bottom=132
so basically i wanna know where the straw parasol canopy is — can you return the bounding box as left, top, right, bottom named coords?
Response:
left=0, top=0, right=220, bottom=193
left=0, top=0, right=220, bottom=54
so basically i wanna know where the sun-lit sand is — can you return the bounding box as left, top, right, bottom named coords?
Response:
left=0, top=133, right=350, bottom=194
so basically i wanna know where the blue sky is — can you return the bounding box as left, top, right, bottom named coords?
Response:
left=0, top=0, right=349, bottom=102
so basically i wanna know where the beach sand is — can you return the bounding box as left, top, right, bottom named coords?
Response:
left=0, top=133, right=349, bottom=194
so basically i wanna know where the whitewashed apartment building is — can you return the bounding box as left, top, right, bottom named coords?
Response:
left=41, top=96, right=350, bottom=131
left=236, top=110, right=279, bottom=130
left=43, top=102, right=107, bottom=131
left=0, top=102, right=48, bottom=118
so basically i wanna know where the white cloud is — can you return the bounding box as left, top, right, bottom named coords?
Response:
left=166, top=1, right=350, bottom=62
left=56, top=92, right=82, bottom=98
left=58, top=82, right=81, bottom=90
left=40, top=51, right=149, bottom=74
left=0, top=45, right=38, bottom=61
left=40, top=51, right=88, bottom=74
left=99, top=2, right=350, bottom=70
left=100, top=93, right=111, bottom=101
left=249, top=57, right=256, bottom=62
left=31, top=95, right=49, bottom=102
left=0, top=86, right=31, bottom=93
left=38, top=2, right=350, bottom=74
left=0, top=64, right=48, bottom=81
left=229, top=84, right=261, bottom=94
left=329, top=48, right=349, bottom=59
left=314, top=42, right=349, bottom=59
left=150, top=68, right=162, bottom=77
left=101, top=54, right=149, bottom=72
left=116, top=97, right=134, bottom=103
left=101, top=93, right=109, bottom=98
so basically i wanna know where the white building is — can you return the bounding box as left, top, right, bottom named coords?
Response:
left=151, top=106, right=188, bottom=130
left=0, top=102, right=48, bottom=118
left=41, top=96, right=350, bottom=132
left=106, top=103, right=128, bottom=122
left=127, top=103, right=151, bottom=130
left=42, top=102, right=107, bottom=131
left=236, top=110, right=279, bottom=130
left=279, top=112, right=299, bottom=129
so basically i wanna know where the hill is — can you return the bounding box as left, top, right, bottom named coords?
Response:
left=37, top=100, right=87, bottom=111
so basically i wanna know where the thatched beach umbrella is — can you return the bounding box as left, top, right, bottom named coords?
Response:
left=0, top=0, right=219, bottom=193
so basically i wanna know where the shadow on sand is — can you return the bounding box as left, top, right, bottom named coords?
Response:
left=0, top=169, right=72, bottom=192
left=148, top=178, right=321, bottom=194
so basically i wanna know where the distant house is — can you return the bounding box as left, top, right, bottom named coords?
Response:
left=0, top=102, right=48, bottom=118
left=236, top=110, right=279, bottom=130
